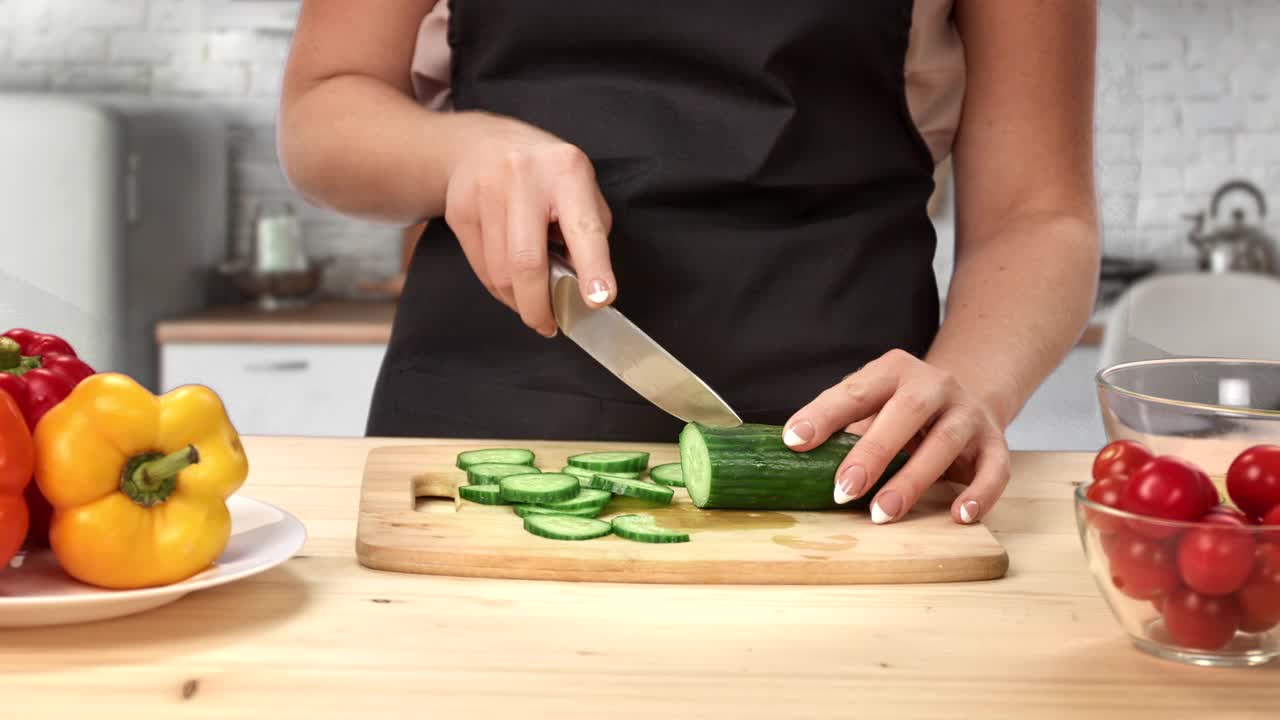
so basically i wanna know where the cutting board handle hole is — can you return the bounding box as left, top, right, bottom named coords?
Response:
left=412, top=476, right=461, bottom=514
left=415, top=494, right=459, bottom=514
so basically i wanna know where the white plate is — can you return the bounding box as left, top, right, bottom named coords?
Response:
left=0, top=495, right=307, bottom=628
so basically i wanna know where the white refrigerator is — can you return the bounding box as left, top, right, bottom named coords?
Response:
left=0, top=94, right=228, bottom=390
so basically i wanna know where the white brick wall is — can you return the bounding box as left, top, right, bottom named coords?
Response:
left=1, top=0, right=1279, bottom=287
left=0, top=0, right=400, bottom=296
left=1099, top=0, right=1280, bottom=265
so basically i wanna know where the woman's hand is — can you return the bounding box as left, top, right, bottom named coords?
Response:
left=444, top=112, right=618, bottom=338
left=782, top=349, right=1011, bottom=526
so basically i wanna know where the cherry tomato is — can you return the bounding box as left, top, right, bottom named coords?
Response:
left=1099, top=531, right=1125, bottom=560
left=1227, top=445, right=1280, bottom=520
left=1085, top=476, right=1128, bottom=534
left=1108, top=532, right=1179, bottom=601
left=1203, top=504, right=1252, bottom=528
left=1093, top=440, right=1153, bottom=482
left=1195, top=469, right=1221, bottom=509
left=1163, top=587, right=1241, bottom=650
left=1176, top=526, right=1256, bottom=596
left=1261, top=504, right=1280, bottom=544
left=1123, top=456, right=1214, bottom=538
left=1237, top=544, right=1280, bottom=634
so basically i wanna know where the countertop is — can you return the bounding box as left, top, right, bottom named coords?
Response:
left=156, top=301, right=1108, bottom=347
left=155, top=301, right=398, bottom=345
left=3, top=437, right=1274, bottom=719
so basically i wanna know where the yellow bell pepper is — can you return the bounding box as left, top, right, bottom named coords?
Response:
left=34, top=373, right=249, bottom=589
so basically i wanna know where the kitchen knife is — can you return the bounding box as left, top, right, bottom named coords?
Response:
left=548, top=255, right=743, bottom=427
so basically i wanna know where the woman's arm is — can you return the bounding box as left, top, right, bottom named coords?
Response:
left=278, top=0, right=452, bottom=223
left=279, top=1, right=618, bottom=335
left=782, top=0, right=1099, bottom=525
left=929, top=0, right=1101, bottom=428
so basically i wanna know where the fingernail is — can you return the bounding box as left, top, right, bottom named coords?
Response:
left=870, top=491, right=903, bottom=525
left=586, top=279, right=610, bottom=305
left=833, top=465, right=867, bottom=504
left=959, top=500, right=980, bottom=524
left=542, top=326, right=558, bottom=339
left=783, top=421, right=814, bottom=447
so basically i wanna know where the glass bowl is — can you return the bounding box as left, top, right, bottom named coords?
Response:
left=1075, top=485, right=1280, bottom=667
left=1097, top=358, right=1280, bottom=493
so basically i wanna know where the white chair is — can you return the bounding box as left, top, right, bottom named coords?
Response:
left=1098, top=272, right=1280, bottom=369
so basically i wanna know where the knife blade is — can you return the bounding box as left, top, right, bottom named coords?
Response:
left=548, top=255, right=742, bottom=428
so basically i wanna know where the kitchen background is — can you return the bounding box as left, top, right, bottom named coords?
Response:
left=0, top=0, right=1276, bottom=447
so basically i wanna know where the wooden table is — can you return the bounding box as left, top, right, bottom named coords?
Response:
left=3, top=438, right=1275, bottom=719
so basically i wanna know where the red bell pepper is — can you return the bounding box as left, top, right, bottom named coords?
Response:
left=0, top=389, right=34, bottom=569
left=0, top=328, right=95, bottom=549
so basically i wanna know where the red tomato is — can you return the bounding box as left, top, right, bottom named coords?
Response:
left=1237, top=544, right=1280, bottom=634
left=1099, top=531, right=1125, bottom=560
left=1227, top=445, right=1280, bottom=520
left=1123, top=456, right=1215, bottom=538
left=1176, top=526, right=1256, bottom=596
left=1196, top=470, right=1221, bottom=509
left=1085, top=476, right=1128, bottom=534
left=1203, top=504, right=1253, bottom=528
left=1261, top=504, right=1280, bottom=544
left=1163, top=587, right=1241, bottom=650
left=1093, top=440, right=1153, bottom=482
left=1109, top=532, right=1179, bottom=601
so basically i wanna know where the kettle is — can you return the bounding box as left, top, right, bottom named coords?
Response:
left=1185, top=179, right=1276, bottom=274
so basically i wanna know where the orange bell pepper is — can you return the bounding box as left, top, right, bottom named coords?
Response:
left=34, top=373, right=249, bottom=589
left=0, top=389, right=34, bottom=569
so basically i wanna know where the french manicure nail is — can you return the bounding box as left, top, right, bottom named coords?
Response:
left=959, top=500, right=980, bottom=524
left=586, top=278, right=610, bottom=305
left=783, top=421, right=814, bottom=447
left=833, top=465, right=866, bottom=504
left=870, top=490, right=903, bottom=525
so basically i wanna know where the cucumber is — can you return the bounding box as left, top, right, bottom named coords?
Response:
left=458, top=484, right=508, bottom=505
left=561, top=465, right=640, bottom=481
left=523, top=515, right=613, bottom=541
left=465, top=463, right=540, bottom=485
left=498, top=473, right=580, bottom=504
left=513, top=504, right=605, bottom=519
left=536, top=487, right=613, bottom=512
left=584, top=474, right=674, bottom=505
left=455, top=448, right=535, bottom=470
left=567, top=451, right=650, bottom=473
left=611, top=514, right=690, bottom=544
left=648, top=463, right=684, bottom=487
left=679, top=422, right=908, bottom=510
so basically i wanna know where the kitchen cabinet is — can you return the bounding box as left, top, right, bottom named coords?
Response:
left=160, top=342, right=385, bottom=437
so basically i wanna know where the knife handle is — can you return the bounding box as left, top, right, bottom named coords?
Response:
left=548, top=251, right=577, bottom=286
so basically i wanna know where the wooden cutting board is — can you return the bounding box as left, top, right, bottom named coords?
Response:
left=355, top=440, right=1009, bottom=584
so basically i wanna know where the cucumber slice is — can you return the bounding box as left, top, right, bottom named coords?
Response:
left=611, top=514, right=690, bottom=544
left=584, top=474, right=674, bottom=505
left=465, top=463, right=541, bottom=485
left=458, top=484, right=508, bottom=505
left=523, top=515, right=613, bottom=541
left=513, top=504, right=605, bottom=519
left=498, top=473, right=580, bottom=504
left=648, top=463, right=684, bottom=487
left=567, top=451, right=650, bottom=473
left=455, top=448, right=535, bottom=470
left=561, top=465, right=640, bottom=481
left=536, top=487, right=612, bottom=512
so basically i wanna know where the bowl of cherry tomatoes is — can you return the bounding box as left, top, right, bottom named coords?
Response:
left=1076, top=439, right=1280, bottom=667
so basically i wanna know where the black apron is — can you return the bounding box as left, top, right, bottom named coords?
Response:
left=367, top=0, right=940, bottom=441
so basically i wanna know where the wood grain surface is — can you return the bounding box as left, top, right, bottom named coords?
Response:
left=3, top=437, right=1277, bottom=720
